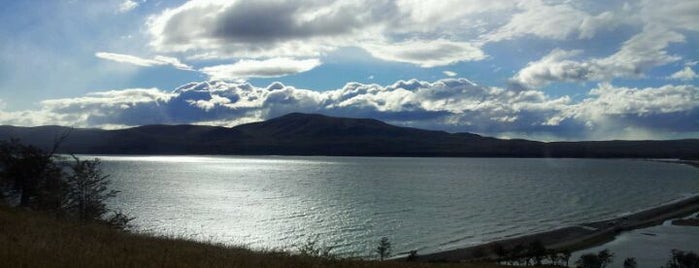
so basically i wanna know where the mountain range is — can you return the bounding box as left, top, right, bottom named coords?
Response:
left=0, top=113, right=697, bottom=158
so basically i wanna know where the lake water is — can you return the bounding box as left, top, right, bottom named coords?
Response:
left=90, top=156, right=699, bottom=258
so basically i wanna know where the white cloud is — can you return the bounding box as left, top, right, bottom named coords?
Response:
left=96, top=52, right=158, bottom=67
left=487, top=1, right=586, bottom=41
left=583, top=83, right=699, bottom=115
left=362, top=39, right=485, bottom=67
left=640, top=0, right=699, bottom=32
left=512, top=25, right=685, bottom=88
left=392, top=0, right=514, bottom=33
left=96, top=52, right=193, bottom=70
left=0, top=88, right=176, bottom=127
left=96, top=52, right=317, bottom=79
left=140, top=0, right=695, bottom=71
left=567, top=83, right=699, bottom=119
left=548, top=83, right=699, bottom=139
left=485, top=1, right=627, bottom=42
left=443, top=71, right=457, bottom=77
left=42, top=88, right=174, bottom=108
left=668, top=66, right=698, bottom=81
left=511, top=49, right=587, bottom=88
left=578, top=11, right=625, bottom=39
left=118, top=0, right=139, bottom=13
left=200, top=58, right=321, bottom=80
left=152, top=56, right=194, bottom=71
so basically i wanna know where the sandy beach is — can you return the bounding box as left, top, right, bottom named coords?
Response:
left=416, top=195, right=699, bottom=262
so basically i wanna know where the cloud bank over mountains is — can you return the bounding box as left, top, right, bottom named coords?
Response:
left=2, top=78, right=697, bottom=140
left=2, top=0, right=698, bottom=140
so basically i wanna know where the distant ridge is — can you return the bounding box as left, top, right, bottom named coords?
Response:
left=1, top=113, right=697, bottom=158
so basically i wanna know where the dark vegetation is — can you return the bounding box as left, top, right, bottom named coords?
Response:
left=1, top=113, right=698, bottom=158
left=460, top=240, right=572, bottom=266
left=572, top=248, right=698, bottom=268
left=408, top=237, right=698, bottom=268
left=663, top=250, right=699, bottom=268
left=575, top=249, right=613, bottom=268
left=0, top=205, right=506, bottom=268
left=0, top=137, right=130, bottom=228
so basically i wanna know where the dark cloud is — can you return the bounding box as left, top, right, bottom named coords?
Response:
left=146, top=0, right=485, bottom=66
left=208, top=1, right=369, bottom=43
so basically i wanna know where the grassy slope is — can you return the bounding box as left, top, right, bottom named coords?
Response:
left=0, top=206, right=504, bottom=268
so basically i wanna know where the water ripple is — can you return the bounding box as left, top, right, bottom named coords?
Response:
left=98, top=156, right=699, bottom=257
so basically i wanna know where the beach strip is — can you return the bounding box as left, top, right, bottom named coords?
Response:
left=417, top=195, right=699, bottom=262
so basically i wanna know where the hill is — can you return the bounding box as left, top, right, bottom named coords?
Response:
left=0, top=113, right=697, bottom=158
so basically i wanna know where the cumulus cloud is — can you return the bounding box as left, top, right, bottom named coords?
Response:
left=200, top=58, right=321, bottom=80
left=96, top=52, right=193, bottom=70
left=118, top=0, right=139, bottom=13
left=512, top=25, right=685, bottom=88
left=668, top=66, right=698, bottom=81
left=511, top=49, right=587, bottom=88
left=4, top=79, right=568, bottom=134
left=548, top=83, right=699, bottom=139
left=2, top=78, right=697, bottom=140
left=583, top=84, right=699, bottom=116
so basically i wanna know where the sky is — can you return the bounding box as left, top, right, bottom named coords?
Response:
left=0, top=0, right=697, bottom=141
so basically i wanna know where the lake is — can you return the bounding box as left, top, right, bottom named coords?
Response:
left=90, top=156, right=699, bottom=258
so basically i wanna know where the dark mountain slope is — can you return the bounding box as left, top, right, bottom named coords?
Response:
left=0, top=113, right=696, bottom=158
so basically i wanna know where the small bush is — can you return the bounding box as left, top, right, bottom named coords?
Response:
left=297, top=236, right=334, bottom=259
left=406, top=250, right=418, bottom=262
left=575, top=249, right=614, bottom=268
left=376, top=237, right=391, bottom=261
left=623, top=257, right=637, bottom=268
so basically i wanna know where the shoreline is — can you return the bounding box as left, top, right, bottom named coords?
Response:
left=416, top=195, right=699, bottom=262
left=672, top=160, right=699, bottom=169
left=649, top=159, right=699, bottom=169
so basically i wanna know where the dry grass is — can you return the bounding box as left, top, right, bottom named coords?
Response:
left=0, top=206, right=505, bottom=268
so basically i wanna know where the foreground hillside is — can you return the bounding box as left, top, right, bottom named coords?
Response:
left=1, top=113, right=698, bottom=158
left=0, top=206, right=502, bottom=268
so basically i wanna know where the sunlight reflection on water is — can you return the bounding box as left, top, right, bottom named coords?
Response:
left=84, top=156, right=699, bottom=258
